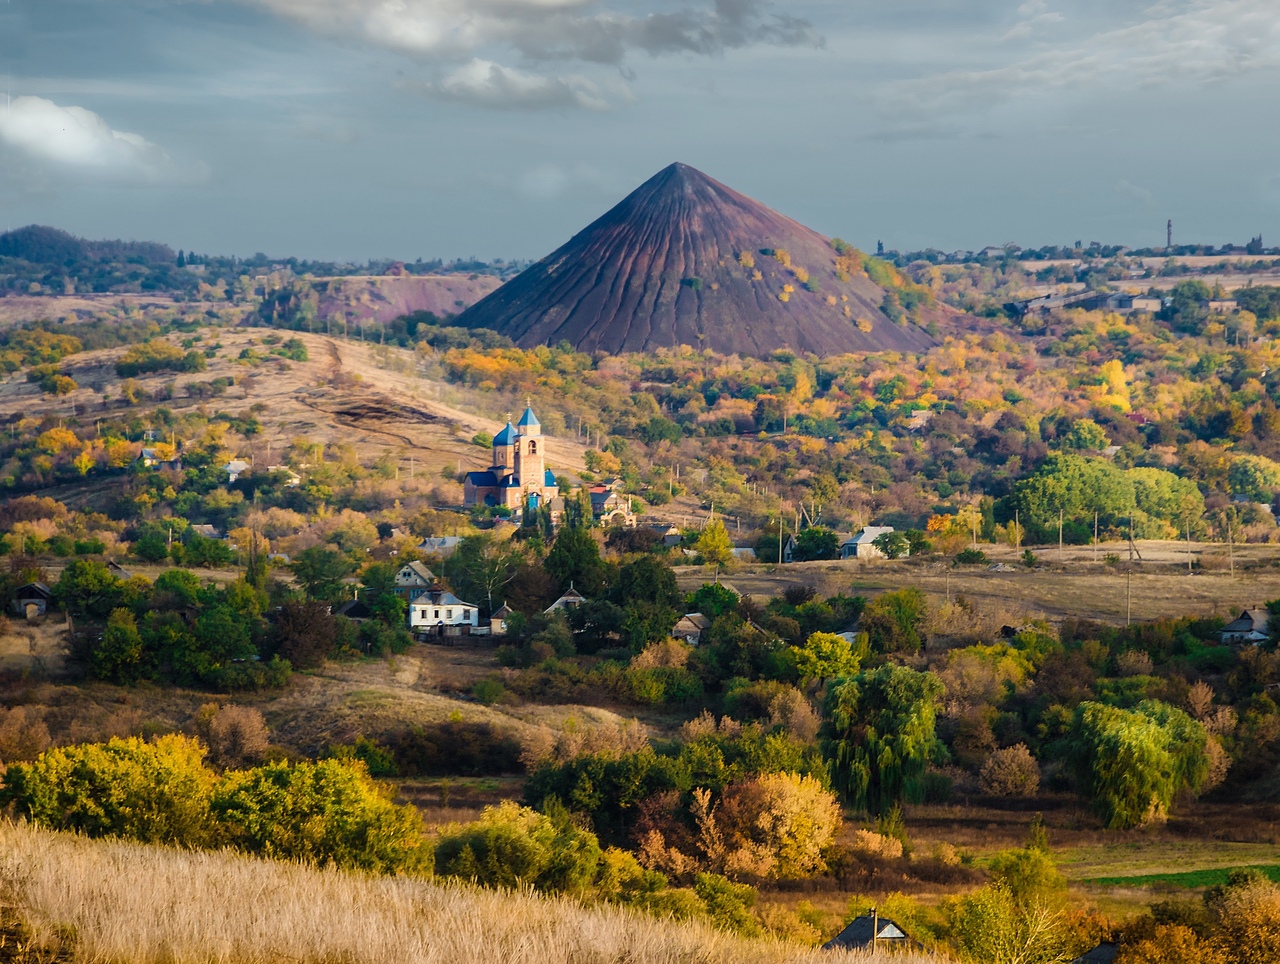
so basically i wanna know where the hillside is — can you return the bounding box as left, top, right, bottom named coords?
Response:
left=457, top=163, right=936, bottom=357
left=0, top=822, right=923, bottom=964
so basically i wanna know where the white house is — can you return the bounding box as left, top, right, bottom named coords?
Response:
left=265, top=465, right=302, bottom=487
left=409, top=591, right=480, bottom=636
left=392, top=561, right=436, bottom=602
left=840, top=526, right=902, bottom=560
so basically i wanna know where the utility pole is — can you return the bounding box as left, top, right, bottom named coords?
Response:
left=1058, top=508, right=1064, bottom=561
left=1094, top=511, right=1098, bottom=563
left=1126, top=567, right=1132, bottom=627
left=1187, top=518, right=1193, bottom=575
left=778, top=505, right=784, bottom=565
left=1015, top=508, right=1021, bottom=552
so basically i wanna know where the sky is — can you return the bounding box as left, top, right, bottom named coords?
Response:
left=1, top=0, right=1279, bottom=261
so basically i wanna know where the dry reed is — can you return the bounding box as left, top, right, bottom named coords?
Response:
left=0, top=821, right=937, bottom=964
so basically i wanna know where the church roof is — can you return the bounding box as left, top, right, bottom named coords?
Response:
left=466, top=471, right=498, bottom=486
left=544, top=469, right=558, bottom=486
left=494, top=421, right=517, bottom=446
left=517, top=407, right=540, bottom=428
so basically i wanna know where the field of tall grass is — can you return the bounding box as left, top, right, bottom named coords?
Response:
left=0, top=821, right=936, bottom=964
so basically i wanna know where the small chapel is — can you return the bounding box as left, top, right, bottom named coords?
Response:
left=463, top=406, right=561, bottom=514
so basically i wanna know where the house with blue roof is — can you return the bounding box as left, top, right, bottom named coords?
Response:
left=463, top=406, right=562, bottom=517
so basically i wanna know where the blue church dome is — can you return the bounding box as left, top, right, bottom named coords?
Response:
left=494, top=421, right=517, bottom=446
left=516, top=407, right=540, bottom=428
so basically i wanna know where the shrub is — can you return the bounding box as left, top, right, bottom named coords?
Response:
left=944, top=884, right=1069, bottom=964
left=211, top=758, right=431, bottom=874
left=435, top=801, right=602, bottom=895
left=203, top=705, right=270, bottom=768
left=390, top=721, right=523, bottom=777
left=0, top=705, right=52, bottom=762
left=0, top=735, right=216, bottom=846
left=979, top=744, right=1041, bottom=798
left=273, top=600, right=339, bottom=669
left=955, top=548, right=988, bottom=565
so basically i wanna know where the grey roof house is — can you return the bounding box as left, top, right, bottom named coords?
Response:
left=1221, top=609, right=1270, bottom=644
left=822, top=913, right=911, bottom=952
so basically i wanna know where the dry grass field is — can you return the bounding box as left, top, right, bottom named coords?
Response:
left=677, top=539, right=1280, bottom=625
left=0, top=821, right=935, bottom=964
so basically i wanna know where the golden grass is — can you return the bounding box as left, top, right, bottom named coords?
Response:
left=0, top=821, right=937, bottom=964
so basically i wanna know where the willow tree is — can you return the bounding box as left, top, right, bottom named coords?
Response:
left=1066, top=700, right=1209, bottom=830
left=820, top=664, right=944, bottom=815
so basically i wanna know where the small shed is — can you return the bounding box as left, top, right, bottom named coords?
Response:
left=12, top=582, right=53, bottom=619
left=107, top=561, right=133, bottom=579
left=822, top=912, right=911, bottom=952
left=1071, top=943, right=1119, bottom=964
left=1221, top=609, right=1270, bottom=644
left=673, top=612, right=712, bottom=646
left=840, top=526, right=901, bottom=560
left=491, top=603, right=514, bottom=636
left=418, top=536, right=463, bottom=558
left=224, top=458, right=251, bottom=483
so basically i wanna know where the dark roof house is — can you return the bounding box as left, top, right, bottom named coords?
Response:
left=1071, top=943, right=1119, bottom=964
left=1221, top=609, right=1270, bottom=644
left=822, top=913, right=911, bottom=952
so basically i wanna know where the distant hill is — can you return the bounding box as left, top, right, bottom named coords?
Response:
left=0, top=225, right=174, bottom=265
left=456, top=163, right=935, bottom=357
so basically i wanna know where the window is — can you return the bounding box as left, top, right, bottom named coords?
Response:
left=446, top=609, right=453, bottom=619
left=530, top=441, right=537, bottom=453
left=433, top=609, right=440, bottom=618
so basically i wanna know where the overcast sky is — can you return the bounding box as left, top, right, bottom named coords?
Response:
left=1, top=0, right=1278, bottom=261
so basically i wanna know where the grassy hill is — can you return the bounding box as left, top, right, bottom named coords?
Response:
left=0, top=821, right=931, bottom=964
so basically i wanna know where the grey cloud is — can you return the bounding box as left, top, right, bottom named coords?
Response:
left=404, top=59, right=614, bottom=109
left=234, top=0, right=819, bottom=66
left=875, top=0, right=1280, bottom=124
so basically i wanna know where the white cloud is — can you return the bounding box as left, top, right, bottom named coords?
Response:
left=877, top=0, right=1280, bottom=121
left=409, top=59, right=612, bottom=109
left=0, top=96, right=199, bottom=183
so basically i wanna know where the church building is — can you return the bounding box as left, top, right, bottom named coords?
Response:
left=464, top=406, right=561, bottom=514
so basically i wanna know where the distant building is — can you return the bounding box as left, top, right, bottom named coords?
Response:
left=673, top=613, right=712, bottom=646
left=731, top=547, right=757, bottom=562
left=11, top=582, right=52, bottom=619
left=265, top=465, right=302, bottom=487
left=822, top=913, right=911, bottom=952
left=392, top=561, right=437, bottom=603
left=409, top=591, right=480, bottom=636
left=545, top=586, right=588, bottom=613
left=651, top=524, right=683, bottom=548
left=224, top=459, right=251, bottom=483
left=464, top=407, right=561, bottom=515
left=1221, top=609, right=1270, bottom=644
left=1071, top=944, right=1119, bottom=964
left=137, top=448, right=181, bottom=471
left=840, top=527, right=900, bottom=560
left=1209, top=299, right=1239, bottom=314
left=490, top=603, right=514, bottom=636
left=189, top=525, right=222, bottom=540
left=1131, top=297, right=1164, bottom=313
left=418, top=536, right=464, bottom=558
left=589, top=485, right=635, bottom=527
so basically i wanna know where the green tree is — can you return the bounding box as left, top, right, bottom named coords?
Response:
left=687, top=583, right=740, bottom=618
left=54, top=558, right=120, bottom=617
left=695, top=519, right=734, bottom=569
left=871, top=530, right=909, bottom=559
left=443, top=534, right=521, bottom=613
left=1066, top=700, right=1210, bottom=830
left=821, top=664, right=945, bottom=814
left=94, top=608, right=146, bottom=683
left=610, top=555, right=681, bottom=609
left=544, top=526, right=608, bottom=596
left=859, top=587, right=928, bottom=653
left=792, top=526, right=839, bottom=561
left=290, top=546, right=357, bottom=603
left=1061, top=418, right=1110, bottom=452
left=1228, top=454, right=1280, bottom=502
left=793, top=631, right=864, bottom=681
